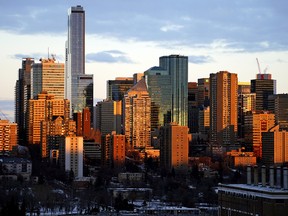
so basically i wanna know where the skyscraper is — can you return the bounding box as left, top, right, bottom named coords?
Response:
left=106, top=77, right=134, bottom=101
left=31, top=58, right=65, bottom=100
left=188, top=82, right=199, bottom=133
left=210, top=71, right=238, bottom=153
left=159, top=55, right=188, bottom=126
left=251, top=73, right=276, bottom=111
left=144, top=66, right=171, bottom=130
left=124, top=78, right=151, bottom=150
left=66, top=5, right=93, bottom=115
left=15, top=57, right=34, bottom=144
left=268, top=94, right=288, bottom=130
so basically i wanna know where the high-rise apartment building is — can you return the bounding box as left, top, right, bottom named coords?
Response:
left=268, top=94, right=288, bottom=130
left=61, top=135, right=83, bottom=178
left=159, top=55, right=188, bottom=126
left=73, top=107, right=91, bottom=138
left=124, top=78, right=151, bottom=150
left=210, top=71, right=238, bottom=153
left=102, top=131, right=125, bottom=168
left=144, top=66, right=171, bottom=130
left=28, top=92, right=70, bottom=146
left=0, top=120, right=17, bottom=152
left=106, top=77, right=134, bottom=101
left=245, top=111, right=275, bottom=158
left=198, top=106, right=210, bottom=135
left=262, top=125, right=288, bottom=166
left=251, top=73, right=276, bottom=111
left=31, top=58, right=65, bottom=100
left=15, top=57, right=34, bottom=144
left=159, top=122, right=189, bottom=172
left=95, top=100, right=122, bottom=136
left=66, top=5, right=93, bottom=115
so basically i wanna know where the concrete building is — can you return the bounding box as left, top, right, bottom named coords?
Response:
left=160, top=122, right=189, bottom=173
left=244, top=111, right=275, bottom=158
left=218, top=166, right=288, bottom=216
left=159, top=55, right=188, bottom=126
left=124, top=78, right=151, bottom=150
left=28, top=92, right=70, bottom=146
left=210, top=71, right=238, bottom=153
left=31, top=58, right=65, bottom=100
left=102, top=131, right=125, bottom=168
left=0, top=157, right=32, bottom=181
left=0, top=120, right=17, bottom=153
left=61, top=135, right=84, bottom=178
left=262, top=125, right=288, bottom=166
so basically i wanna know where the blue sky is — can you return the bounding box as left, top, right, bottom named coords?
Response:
left=1, top=0, right=288, bottom=121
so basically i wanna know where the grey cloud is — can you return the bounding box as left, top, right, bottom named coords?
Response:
left=86, top=51, right=133, bottom=64
left=189, top=55, right=214, bottom=64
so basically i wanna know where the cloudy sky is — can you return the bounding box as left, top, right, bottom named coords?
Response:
left=1, top=0, right=288, bottom=121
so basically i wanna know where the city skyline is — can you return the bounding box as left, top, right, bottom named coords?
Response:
left=1, top=0, right=288, bottom=121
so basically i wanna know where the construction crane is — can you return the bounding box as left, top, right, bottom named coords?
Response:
left=256, top=58, right=262, bottom=74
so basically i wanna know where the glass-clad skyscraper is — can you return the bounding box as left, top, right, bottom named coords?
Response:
left=144, top=66, right=171, bottom=130
left=66, top=5, right=92, bottom=115
left=159, top=55, right=188, bottom=126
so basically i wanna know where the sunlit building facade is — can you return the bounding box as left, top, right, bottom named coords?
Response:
left=210, top=71, right=238, bottom=153
left=106, top=77, right=134, bottom=101
left=245, top=111, right=275, bottom=158
left=0, top=120, right=17, bottom=152
left=124, top=78, right=151, bottom=150
left=159, top=55, right=188, bottom=126
left=31, top=58, right=65, bottom=100
left=159, top=122, right=189, bottom=172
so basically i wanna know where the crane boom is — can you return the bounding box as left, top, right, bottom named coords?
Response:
left=256, top=58, right=261, bottom=74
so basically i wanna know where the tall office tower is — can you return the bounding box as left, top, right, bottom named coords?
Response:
left=210, top=71, right=238, bottom=153
left=106, top=77, right=134, bottom=101
left=66, top=6, right=94, bottom=115
left=102, top=131, right=125, bottom=168
left=198, top=106, right=210, bottom=135
left=245, top=111, right=275, bottom=158
left=0, top=120, right=17, bottom=152
left=95, top=100, right=122, bottom=136
left=237, top=82, right=254, bottom=140
left=124, top=78, right=151, bottom=150
left=188, top=82, right=199, bottom=133
left=31, top=58, right=65, bottom=100
left=59, top=135, right=83, bottom=178
left=197, top=78, right=210, bottom=107
left=268, top=94, right=288, bottom=130
left=251, top=73, right=276, bottom=111
left=15, top=57, right=34, bottom=144
left=144, top=66, right=171, bottom=130
left=159, top=55, right=188, bottom=126
left=159, top=122, right=189, bottom=173
left=28, top=92, right=70, bottom=145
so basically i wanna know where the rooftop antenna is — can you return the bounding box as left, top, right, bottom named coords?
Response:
left=256, top=58, right=261, bottom=74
